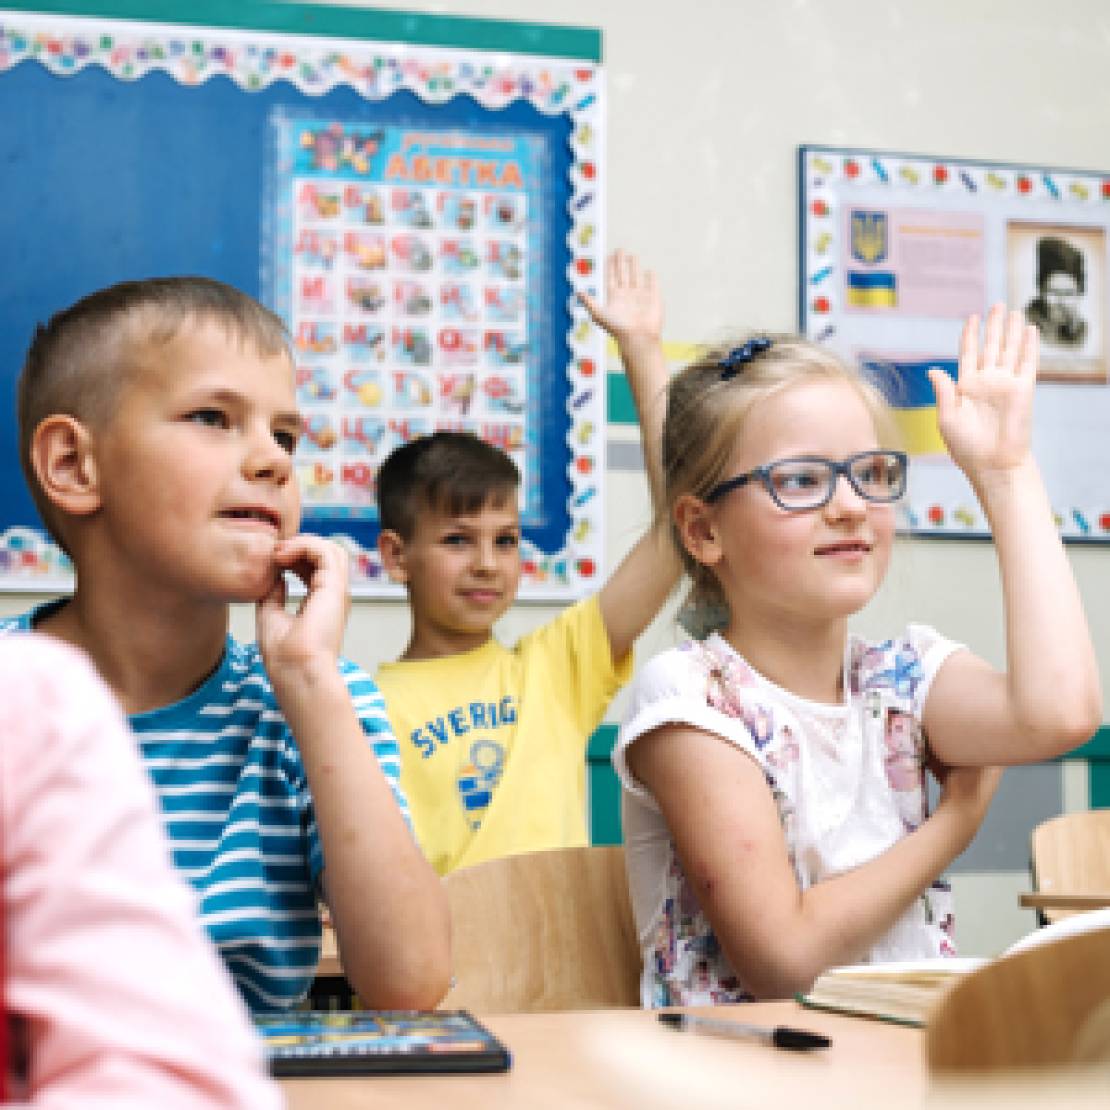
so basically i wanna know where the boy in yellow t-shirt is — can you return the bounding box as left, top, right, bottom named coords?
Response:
left=376, top=251, right=678, bottom=875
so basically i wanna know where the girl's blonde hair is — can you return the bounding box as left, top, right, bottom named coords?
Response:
left=662, top=335, right=899, bottom=629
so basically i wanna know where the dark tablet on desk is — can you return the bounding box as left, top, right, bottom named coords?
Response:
left=256, top=1009, right=511, bottom=1077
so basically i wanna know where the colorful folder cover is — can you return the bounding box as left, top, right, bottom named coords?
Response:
left=256, top=1009, right=512, bottom=1077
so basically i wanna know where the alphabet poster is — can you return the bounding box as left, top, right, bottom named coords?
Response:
left=0, top=3, right=605, bottom=597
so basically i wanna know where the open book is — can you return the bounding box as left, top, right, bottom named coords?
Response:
left=799, top=908, right=1110, bottom=1027
left=797, top=958, right=985, bottom=1027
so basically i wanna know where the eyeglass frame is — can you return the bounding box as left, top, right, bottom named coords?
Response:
left=703, top=449, right=909, bottom=512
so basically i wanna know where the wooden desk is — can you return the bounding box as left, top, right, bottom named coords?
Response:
left=280, top=1001, right=1110, bottom=1108
left=280, top=1001, right=923, bottom=1109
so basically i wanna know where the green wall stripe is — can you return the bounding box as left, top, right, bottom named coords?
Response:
left=1074, top=727, right=1110, bottom=808
left=588, top=722, right=617, bottom=760
left=588, top=758, right=623, bottom=845
left=0, top=1, right=602, bottom=60
left=1090, top=764, right=1110, bottom=810
left=586, top=724, right=620, bottom=845
left=1061, top=725, right=1110, bottom=762
left=608, top=371, right=636, bottom=425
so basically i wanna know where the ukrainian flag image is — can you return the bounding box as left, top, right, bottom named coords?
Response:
left=862, top=357, right=957, bottom=456
left=846, top=270, right=898, bottom=308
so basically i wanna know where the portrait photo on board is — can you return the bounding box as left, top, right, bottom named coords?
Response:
left=1006, top=222, right=1107, bottom=383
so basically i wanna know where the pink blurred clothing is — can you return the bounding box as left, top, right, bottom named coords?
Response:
left=1, top=635, right=282, bottom=1109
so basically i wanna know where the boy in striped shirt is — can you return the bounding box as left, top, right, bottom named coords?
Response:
left=2, top=277, right=450, bottom=1012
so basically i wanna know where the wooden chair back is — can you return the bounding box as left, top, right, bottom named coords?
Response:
left=439, top=845, right=641, bottom=1013
left=926, top=926, right=1110, bottom=1072
left=1031, top=810, right=1110, bottom=923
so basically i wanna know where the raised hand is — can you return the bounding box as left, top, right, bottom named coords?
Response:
left=576, top=248, right=678, bottom=653
left=256, top=534, right=350, bottom=678
left=929, top=304, right=1038, bottom=484
left=577, top=249, right=663, bottom=349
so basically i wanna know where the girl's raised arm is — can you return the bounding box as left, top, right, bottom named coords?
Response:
left=922, top=305, right=1101, bottom=766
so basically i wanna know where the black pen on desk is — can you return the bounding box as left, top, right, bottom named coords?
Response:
left=657, top=1011, right=831, bottom=1051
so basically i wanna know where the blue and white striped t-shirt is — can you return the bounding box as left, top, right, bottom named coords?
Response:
left=1, top=605, right=407, bottom=1012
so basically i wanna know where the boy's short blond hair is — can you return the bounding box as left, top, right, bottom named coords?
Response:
left=18, top=276, right=290, bottom=552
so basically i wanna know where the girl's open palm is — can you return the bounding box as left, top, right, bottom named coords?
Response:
left=929, top=304, right=1038, bottom=483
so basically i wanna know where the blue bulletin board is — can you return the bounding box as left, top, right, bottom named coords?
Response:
left=0, top=2, right=606, bottom=598
left=800, top=144, right=1110, bottom=543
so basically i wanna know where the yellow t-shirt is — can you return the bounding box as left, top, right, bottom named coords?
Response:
left=375, top=596, right=631, bottom=876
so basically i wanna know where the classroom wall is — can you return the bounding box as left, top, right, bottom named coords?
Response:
left=4, top=0, right=1110, bottom=956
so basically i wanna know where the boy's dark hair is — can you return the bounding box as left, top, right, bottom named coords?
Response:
left=18, top=276, right=290, bottom=552
left=377, top=431, right=520, bottom=539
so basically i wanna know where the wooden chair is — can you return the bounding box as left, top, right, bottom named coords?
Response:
left=926, top=926, right=1110, bottom=1072
left=439, top=845, right=641, bottom=1013
left=1030, top=810, right=1110, bottom=924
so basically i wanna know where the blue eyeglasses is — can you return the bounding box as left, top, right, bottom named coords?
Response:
left=705, top=449, right=908, bottom=512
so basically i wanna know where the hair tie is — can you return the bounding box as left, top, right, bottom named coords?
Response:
left=719, top=337, right=772, bottom=380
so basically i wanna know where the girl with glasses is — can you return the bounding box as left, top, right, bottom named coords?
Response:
left=613, top=306, right=1101, bottom=1007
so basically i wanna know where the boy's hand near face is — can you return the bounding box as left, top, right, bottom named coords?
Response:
left=256, top=534, right=350, bottom=680
left=257, top=533, right=451, bottom=1010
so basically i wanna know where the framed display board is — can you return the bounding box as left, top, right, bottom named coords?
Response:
left=799, top=144, right=1110, bottom=543
left=0, top=1, right=606, bottom=597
